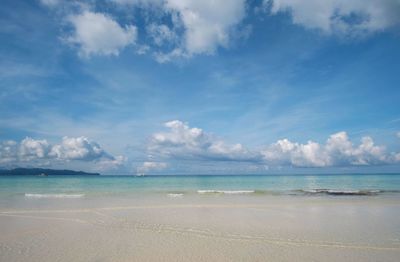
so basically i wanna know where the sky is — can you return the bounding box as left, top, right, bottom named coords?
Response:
left=1, top=0, right=400, bottom=175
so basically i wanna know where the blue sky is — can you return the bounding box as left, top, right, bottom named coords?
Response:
left=1, top=0, right=400, bottom=174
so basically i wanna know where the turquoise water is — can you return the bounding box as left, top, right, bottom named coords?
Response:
left=1, top=174, right=400, bottom=198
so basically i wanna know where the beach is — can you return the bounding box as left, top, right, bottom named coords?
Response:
left=1, top=175, right=400, bottom=261
left=2, top=0, right=400, bottom=260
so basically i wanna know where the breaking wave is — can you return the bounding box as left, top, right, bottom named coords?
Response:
left=195, top=189, right=400, bottom=196
left=25, top=193, right=85, bottom=199
left=197, top=190, right=255, bottom=195
left=167, top=193, right=184, bottom=198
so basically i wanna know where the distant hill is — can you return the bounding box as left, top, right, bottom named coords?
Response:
left=0, top=168, right=100, bottom=176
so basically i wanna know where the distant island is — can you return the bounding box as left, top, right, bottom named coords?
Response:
left=0, top=168, right=100, bottom=176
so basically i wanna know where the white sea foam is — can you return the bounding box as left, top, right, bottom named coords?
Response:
left=167, top=193, right=184, bottom=198
left=25, top=193, right=85, bottom=199
left=197, top=190, right=255, bottom=195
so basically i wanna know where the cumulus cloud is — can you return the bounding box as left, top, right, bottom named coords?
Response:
left=1, top=139, right=44, bottom=166
left=149, top=120, right=261, bottom=161
left=49, top=136, right=106, bottom=161
left=164, top=0, right=247, bottom=55
left=43, top=0, right=400, bottom=60
left=262, top=138, right=327, bottom=167
left=1, top=138, right=52, bottom=165
left=149, top=120, right=400, bottom=168
left=19, top=137, right=51, bottom=160
left=4, top=125, right=400, bottom=172
left=112, top=0, right=248, bottom=60
left=265, top=0, right=400, bottom=36
left=262, top=131, right=390, bottom=167
left=66, top=11, right=137, bottom=57
left=0, top=140, right=18, bottom=165
left=0, top=136, right=123, bottom=170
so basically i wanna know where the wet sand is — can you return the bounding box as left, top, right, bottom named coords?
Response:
left=1, top=195, right=400, bottom=261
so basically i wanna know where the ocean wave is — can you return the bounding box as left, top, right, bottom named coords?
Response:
left=197, top=190, right=255, bottom=195
left=167, top=193, right=184, bottom=198
left=25, top=193, right=85, bottom=199
left=196, top=189, right=398, bottom=196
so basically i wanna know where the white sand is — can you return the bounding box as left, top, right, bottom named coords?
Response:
left=1, top=195, right=400, bottom=261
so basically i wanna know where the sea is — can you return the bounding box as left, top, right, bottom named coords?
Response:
left=1, top=174, right=400, bottom=199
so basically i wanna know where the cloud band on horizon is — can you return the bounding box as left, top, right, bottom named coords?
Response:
left=1, top=120, right=399, bottom=174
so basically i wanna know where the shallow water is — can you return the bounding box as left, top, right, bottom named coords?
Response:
left=1, top=174, right=400, bottom=200
left=1, top=174, right=400, bottom=261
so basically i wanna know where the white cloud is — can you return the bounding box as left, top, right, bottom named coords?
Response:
left=0, top=136, right=123, bottom=170
left=67, top=11, right=137, bottom=57
left=43, top=0, right=400, bottom=60
left=164, top=0, right=247, bottom=55
left=3, top=127, right=399, bottom=172
left=149, top=121, right=400, bottom=168
left=262, top=138, right=328, bottom=167
left=0, top=140, right=18, bottom=165
left=266, top=0, right=400, bottom=36
left=49, top=136, right=106, bottom=161
left=397, top=131, right=400, bottom=139
left=19, top=137, right=51, bottom=160
left=137, top=161, right=168, bottom=173
left=112, top=0, right=248, bottom=60
left=149, top=120, right=260, bottom=161
left=261, top=131, right=390, bottom=167
left=326, top=132, right=387, bottom=165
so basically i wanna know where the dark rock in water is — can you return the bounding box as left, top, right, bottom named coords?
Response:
left=0, top=168, right=100, bottom=176
left=297, top=189, right=380, bottom=196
